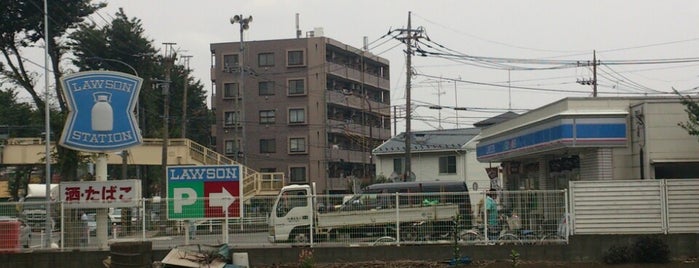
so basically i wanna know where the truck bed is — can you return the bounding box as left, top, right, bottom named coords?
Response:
left=316, top=204, right=459, bottom=228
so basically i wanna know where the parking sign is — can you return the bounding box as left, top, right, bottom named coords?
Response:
left=166, top=165, right=242, bottom=220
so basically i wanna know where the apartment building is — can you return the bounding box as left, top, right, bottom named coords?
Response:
left=210, top=35, right=391, bottom=194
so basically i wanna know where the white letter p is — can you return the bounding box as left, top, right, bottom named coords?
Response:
left=174, top=188, right=197, bottom=214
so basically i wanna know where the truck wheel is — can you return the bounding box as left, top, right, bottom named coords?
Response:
left=292, top=232, right=309, bottom=244
left=402, top=227, right=419, bottom=242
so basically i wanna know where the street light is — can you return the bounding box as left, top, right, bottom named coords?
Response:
left=230, top=14, right=252, bottom=165
left=86, top=57, right=139, bottom=77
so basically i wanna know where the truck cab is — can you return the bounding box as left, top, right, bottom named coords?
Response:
left=268, top=184, right=312, bottom=243
left=18, top=184, right=59, bottom=231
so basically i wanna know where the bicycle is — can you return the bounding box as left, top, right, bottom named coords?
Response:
left=516, top=214, right=568, bottom=245
left=458, top=212, right=523, bottom=245
left=458, top=225, right=522, bottom=245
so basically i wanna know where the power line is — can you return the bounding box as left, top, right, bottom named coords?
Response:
left=411, top=12, right=585, bottom=54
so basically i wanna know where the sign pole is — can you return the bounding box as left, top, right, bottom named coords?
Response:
left=224, top=205, right=229, bottom=245
left=141, top=198, right=146, bottom=241
left=184, top=221, right=190, bottom=245
left=95, top=153, right=108, bottom=249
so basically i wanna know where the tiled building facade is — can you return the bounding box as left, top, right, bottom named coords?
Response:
left=210, top=36, right=391, bottom=194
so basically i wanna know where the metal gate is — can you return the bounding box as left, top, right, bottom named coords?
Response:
left=665, top=179, right=699, bottom=233
left=570, top=178, right=699, bottom=235
left=569, top=180, right=664, bottom=234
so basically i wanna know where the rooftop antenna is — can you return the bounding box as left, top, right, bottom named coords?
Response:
left=295, top=13, right=301, bottom=38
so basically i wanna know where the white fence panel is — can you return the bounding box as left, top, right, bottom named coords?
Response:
left=570, top=180, right=664, bottom=235
left=665, top=179, right=699, bottom=233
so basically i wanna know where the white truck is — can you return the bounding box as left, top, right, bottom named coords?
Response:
left=19, top=184, right=59, bottom=231
left=268, top=182, right=472, bottom=243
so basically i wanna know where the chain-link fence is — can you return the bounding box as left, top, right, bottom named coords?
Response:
left=0, top=190, right=569, bottom=251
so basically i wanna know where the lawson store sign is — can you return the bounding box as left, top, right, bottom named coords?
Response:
left=59, top=71, right=143, bottom=152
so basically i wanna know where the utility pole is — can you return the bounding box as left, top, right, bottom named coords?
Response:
left=577, top=50, right=598, bottom=97
left=161, top=42, right=176, bottom=197
left=393, top=106, right=397, bottom=137
left=231, top=14, right=252, bottom=165
left=121, top=150, right=128, bottom=180
left=41, top=0, right=52, bottom=248
left=181, top=55, right=192, bottom=138
left=593, top=50, right=597, bottom=97
left=361, top=37, right=369, bottom=182
left=395, top=11, right=424, bottom=181
left=454, top=80, right=459, bottom=128
left=434, top=78, right=445, bottom=129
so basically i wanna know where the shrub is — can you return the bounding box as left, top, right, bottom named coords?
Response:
left=603, top=245, right=631, bottom=264
left=298, top=249, right=315, bottom=268
left=510, top=249, right=521, bottom=267
left=633, top=236, right=670, bottom=263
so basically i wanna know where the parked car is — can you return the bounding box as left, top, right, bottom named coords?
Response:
left=85, top=213, right=112, bottom=236
left=108, top=208, right=139, bottom=225
left=108, top=208, right=121, bottom=224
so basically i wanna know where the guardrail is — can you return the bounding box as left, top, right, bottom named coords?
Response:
left=0, top=190, right=572, bottom=251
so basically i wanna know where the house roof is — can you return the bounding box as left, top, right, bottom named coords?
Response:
left=372, top=128, right=481, bottom=155
left=473, top=111, right=520, bottom=128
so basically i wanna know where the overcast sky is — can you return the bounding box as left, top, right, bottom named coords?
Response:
left=24, top=0, right=699, bottom=132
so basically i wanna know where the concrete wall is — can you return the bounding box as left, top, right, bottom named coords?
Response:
left=3, top=234, right=697, bottom=267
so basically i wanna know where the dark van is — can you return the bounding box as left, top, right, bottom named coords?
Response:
left=344, top=181, right=473, bottom=228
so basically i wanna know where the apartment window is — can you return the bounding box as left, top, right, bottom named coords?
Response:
left=288, top=79, right=305, bottom=96
left=287, top=50, right=305, bottom=66
left=223, top=83, right=239, bottom=98
left=259, top=168, right=276, bottom=173
left=393, top=158, right=404, bottom=173
left=224, top=111, right=239, bottom=126
left=289, top=137, right=307, bottom=153
left=439, top=156, right=457, bottom=174
left=260, top=139, right=276, bottom=153
left=288, top=108, right=306, bottom=124
left=258, top=52, right=274, bottom=67
left=289, top=166, right=307, bottom=183
left=259, top=110, right=275, bottom=124
left=224, top=140, right=239, bottom=155
left=223, top=54, right=239, bottom=71
left=258, top=81, right=275, bottom=96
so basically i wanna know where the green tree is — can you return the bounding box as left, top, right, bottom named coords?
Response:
left=1, top=1, right=106, bottom=247
left=0, top=87, right=43, bottom=200
left=168, top=63, right=211, bottom=145
left=69, top=8, right=211, bottom=196
left=0, top=0, right=106, bottom=183
left=676, top=90, right=699, bottom=139
left=0, top=0, right=105, bottom=114
left=69, top=8, right=159, bottom=136
left=69, top=8, right=210, bottom=145
left=0, top=87, right=43, bottom=137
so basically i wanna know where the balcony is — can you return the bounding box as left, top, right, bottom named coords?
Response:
left=326, top=62, right=389, bottom=89
left=326, top=91, right=390, bottom=116
left=327, top=148, right=366, bottom=165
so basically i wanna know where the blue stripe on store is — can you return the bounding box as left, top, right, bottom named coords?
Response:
left=477, top=123, right=626, bottom=158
